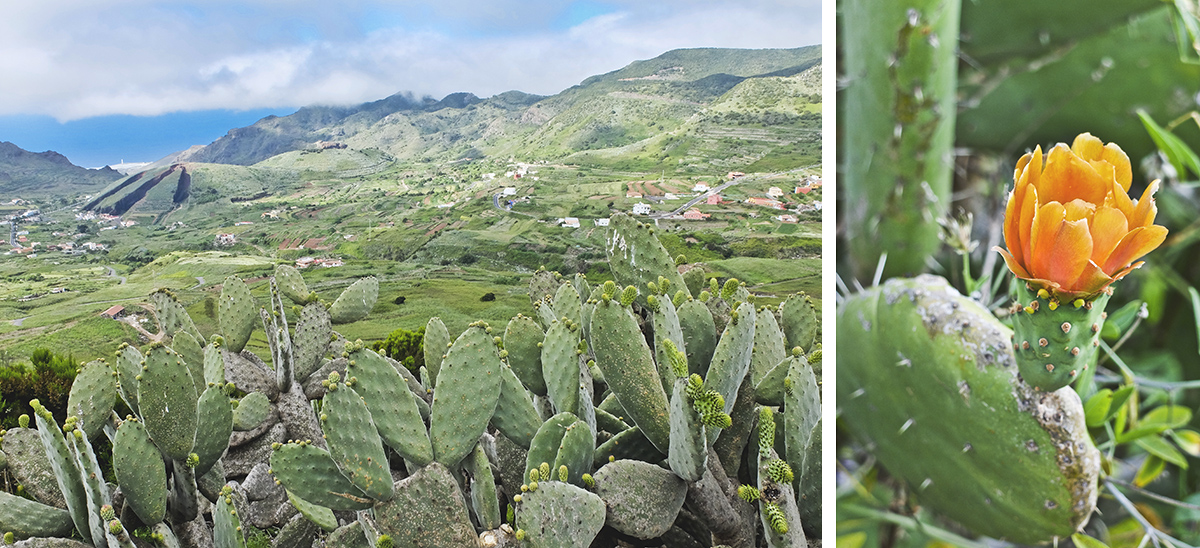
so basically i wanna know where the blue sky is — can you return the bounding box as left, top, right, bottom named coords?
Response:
left=0, top=0, right=820, bottom=168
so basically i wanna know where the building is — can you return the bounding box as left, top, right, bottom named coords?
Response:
left=595, top=218, right=610, bottom=227
left=683, top=208, right=710, bottom=220
left=706, top=194, right=722, bottom=205
left=746, top=197, right=784, bottom=209
left=795, top=186, right=812, bottom=195
left=561, top=217, right=581, bottom=228
left=101, top=305, right=125, bottom=319
left=767, top=187, right=784, bottom=198
left=215, top=233, right=236, bottom=247
left=692, top=182, right=710, bottom=192
left=777, top=214, right=799, bottom=224
left=626, top=191, right=643, bottom=199
left=632, top=203, right=652, bottom=215
left=503, top=187, right=517, bottom=196
left=727, top=171, right=746, bottom=179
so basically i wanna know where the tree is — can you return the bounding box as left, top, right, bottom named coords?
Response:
left=372, top=326, right=425, bottom=374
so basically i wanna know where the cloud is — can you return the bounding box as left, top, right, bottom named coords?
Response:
left=0, top=0, right=819, bottom=121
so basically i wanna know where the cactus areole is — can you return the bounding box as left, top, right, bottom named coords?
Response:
left=838, top=276, right=1100, bottom=544
left=994, top=133, right=1167, bottom=391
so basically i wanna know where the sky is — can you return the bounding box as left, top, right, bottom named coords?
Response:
left=0, top=0, right=819, bottom=168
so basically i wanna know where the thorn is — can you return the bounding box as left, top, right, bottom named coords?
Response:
left=898, top=418, right=914, bottom=434
left=1039, top=338, right=1048, bottom=347
left=1022, top=341, right=1031, bottom=350
left=1061, top=322, right=1071, bottom=334
left=1091, top=323, right=1100, bottom=333
left=1070, top=347, right=1080, bottom=356
left=1069, top=370, right=1077, bottom=377
left=1045, top=364, right=1055, bottom=372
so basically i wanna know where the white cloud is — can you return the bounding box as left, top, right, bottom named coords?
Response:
left=0, top=0, right=819, bottom=121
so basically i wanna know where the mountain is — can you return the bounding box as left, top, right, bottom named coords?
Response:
left=188, top=46, right=820, bottom=168
left=0, top=142, right=123, bottom=197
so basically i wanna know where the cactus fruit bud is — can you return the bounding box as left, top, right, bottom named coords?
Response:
left=529, top=481, right=539, bottom=491
left=17, top=415, right=28, bottom=428
left=758, top=407, right=775, bottom=451
left=699, top=291, right=711, bottom=302
left=521, top=484, right=529, bottom=492
left=702, top=412, right=732, bottom=429
left=709, top=277, right=719, bottom=294
left=766, top=459, right=794, bottom=483
left=791, top=346, right=802, bottom=357
left=376, top=534, right=394, bottom=548
left=507, top=504, right=515, bottom=523
left=646, top=294, right=661, bottom=312
left=609, top=455, right=615, bottom=463
left=3, top=533, right=11, bottom=545
left=619, top=285, right=638, bottom=307
left=186, top=453, right=200, bottom=468
left=663, top=339, right=688, bottom=378
left=764, top=502, right=788, bottom=534
left=672, top=290, right=687, bottom=307
left=737, top=485, right=761, bottom=502
left=529, top=468, right=540, bottom=483
left=558, top=465, right=568, bottom=482
left=101, top=505, right=116, bottom=521
left=515, top=529, right=526, bottom=541
left=108, top=520, right=123, bottom=535
left=582, top=473, right=595, bottom=488
left=513, top=494, right=523, bottom=503
left=685, top=374, right=705, bottom=400
left=647, top=281, right=659, bottom=295
left=675, top=254, right=686, bottom=265
left=539, top=462, right=551, bottom=480
left=721, top=278, right=739, bottom=300
left=602, top=281, right=617, bottom=300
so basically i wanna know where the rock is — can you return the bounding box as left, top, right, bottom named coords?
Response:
left=276, top=382, right=325, bottom=450
left=175, top=514, right=216, bottom=548
left=223, top=422, right=287, bottom=477
left=11, top=539, right=92, bottom=548
left=1, top=428, right=66, bottom=509
left=273, top=513, right=321, bottom=548
left=223, top=349, right=279, bottom=401
left=243, top=463, right=284, bottom=502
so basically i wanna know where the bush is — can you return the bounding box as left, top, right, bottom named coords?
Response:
left=372, top=326, right=425, bottom=374
left=393, top=296, right=407, bottom=305
left=480, top=292, right=496, bottom=302
left=0, top=348, right=78, bottom=428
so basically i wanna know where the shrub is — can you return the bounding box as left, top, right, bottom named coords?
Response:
left=0, top=348, right=78, bottom=427
left=480, top=292, right=496, bottom=302
left=393, top=296, right=407, bottom=305
left=372, top=326, right=425, bottom=374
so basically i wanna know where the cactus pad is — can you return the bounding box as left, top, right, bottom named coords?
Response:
left=838, top=275, right=1100, bottom=544
left=275, top=264, right=311, bottom=305
left=320, top=381, right=394, bottom=501
left=372, top=462, right=478, bottom=547
left=345, top=347, right=433, bottom=466
left=137, top=345, right=198, bottom=461
left=0, top=490, right=76, bottom=539
left=422, top=317, right=453, bottom=388
left=592, top=459, right=688, bottom=540
left=589, top=297, right=671, bottom=453
left=113, top=419, right=167, bottom=525
left=218, top=276, right=258, bottom=353
left=514, top=480, right=606, bottom=548
left=269, top=442, right=373, bottom=510
left=1010, top=282, right=1110, bottom=392
left=329, top=277, right=379, bottom=325
left=66, top=359, right=118, bottom=440
left=430, top=324, right=503, bottom=468
left=503, top=314, right=546, bottom=396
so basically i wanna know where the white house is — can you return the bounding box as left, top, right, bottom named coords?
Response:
left=595, top=218, right=610, bottom=227
left=692, top=182, right=710, bottom=192
left=767, top=187, right=784, bottom=198
left=632, top=203, right=652, bottom=215
left=561, top=217, right=581, bottom=228
left=502, top=187, right=517, bottom=196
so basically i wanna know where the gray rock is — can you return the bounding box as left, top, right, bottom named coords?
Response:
left=247, top=497, right=286, bottom=529
left=229, top=406, right=280, bottom=447
left=276, top=382, right=325, bottom=449
left=223, top=349, right=278, bottom=401
left=1, top=427, right=66, bottom=508
left=243, top=463, right=284, bottom=502
left=223, top=422, right=287, bottom=477
left=273, top=513, right=321, bottom=548
left=302, top=357, right=348, bottom=399
left=175, top=514, right=216, bottom=548
left=11, top=539, right=92, bottom=548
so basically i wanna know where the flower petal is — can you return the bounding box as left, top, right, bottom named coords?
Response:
left=995, top=246, right=1032, bottom=279
left=1101, top=225, right=1168, bottom=274
left=1029, top=202, right=1093, bottom=286
left=1068, top=260, right=1113, bottom=296
left=1103, top=176, right=1135, bottom=221
left=1064, top=199, right=1095, bottom=222
left=1071, top=133, right=1104, bottom=161
left=1130, top=180, right=1160, bottom=228
left=1089, top=206, right=1128, bottom=267
left=1102, top=143, right=1133, bottom=192
left=1039, top=144, right=1109, bottom=206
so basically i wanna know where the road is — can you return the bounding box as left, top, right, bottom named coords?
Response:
left=492, top=193, right=536, bottom=217
left=105, top=265, right=127, bottom=285
left=651, top=179, right=742, bottom=219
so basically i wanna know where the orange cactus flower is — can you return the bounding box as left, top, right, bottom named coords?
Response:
left=995, top=133, right=1168, bottom=301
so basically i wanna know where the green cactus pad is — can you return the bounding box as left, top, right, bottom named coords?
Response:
left=794, top=419, right=821, bottom=538
left=528, top=270, right=560, bottom=308
left=749, top=307, right=788, bottom=387
left=67, top=430, right=110, bottom=548
left=294, top=303, right=333, bottom=382
left=321, top=382, right=394, bottom=501
left=372, top=462, right=478, bottom=546
left=137, top=345, right=198, bottom=461
left=231, top=391, right=271, bottom=432
left=572, top=273, right=591, bottom=305
left=553, top=421, right=595, bottom=486
left=593, top=407, right=630, bottom=434
left=526, top=412, right=578, bottom=478
left=0, top=489, right=75, bottom=539
left=491, top=362, right=545, bottom=450
left=213, top=486, right=247, bottom=548
left=604, top=213, right=688, bottom=308
left=286, top=490, right=338, bottom=532
left=651, top=295, right=687, bottom=395
left=1010, top=283, right=1110, bottom=392
left=345, top=347, right=433, bottom=466
left=594, top=426, right=666, bottom=467
left=589, top=297, right=671, bottom=453
left=780, top=293, right=818, bottom=352
left=203, top=341, right=227, bottom=387
left=218, top=276, right=258, bottom=354
left=66, top=359, right=117, bottom=440
left=0, top=428, right=63, bottom=508
left=681, top=267, right=704, bottom=299
left=151, top=289, right=205, bottom=344
left=422, top=317, right=453, bottom=388
left=677, top=299, right=718, bottom=378
left=504, top=314, right=546, bottom=396
left=668, top=377, right=707, bottom=481
left=115, top=344, right=145, bottom=417
left=30, top=402, right=91, bottom=542
left=542, top=320, right=581, bottom=417
left=593, top=459, right=688, bottom=540
left=465, top=441, right=502, bottom=529
left=703, top=302, right=756, bottom=443
left=838, top=275, right=1100, bottom=544
left=329, top=277, right=379, bottom=325
left=193, top=385, right=233, bottom=477
left=430, top=324, right=503, bottom=468
left=269, top=442, right=373, bottom=510
left=275, top=264, right=311, bottom=305
left=756, top=447, right=807, bottom=548
left=553, top=282, right=583, bottom=328
left=514, top=480, right=606, bottom=548
left=172, top=331, right=207, bottom=394
left=113, top=419, right=167, bottom=525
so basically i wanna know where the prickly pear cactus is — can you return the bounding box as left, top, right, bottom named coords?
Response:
left=329, top=277, right=379, bottom=325
left=838, top=275, right=1099, bottom=544
left=218, top=276, right=258, bottom=354
left=1010, top=282, right=1110, bottom=392
left=604, top=213, right=688, bottom=306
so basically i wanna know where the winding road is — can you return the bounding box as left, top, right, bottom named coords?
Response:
left=105, top=265, right=127, bottom=285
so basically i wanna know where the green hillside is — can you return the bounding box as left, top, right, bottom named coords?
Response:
left=0, top=141, right=123, bottom=199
